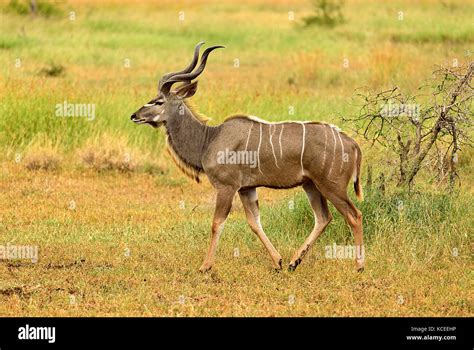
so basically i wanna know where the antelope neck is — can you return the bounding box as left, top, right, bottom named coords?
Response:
left=164, top=102, right=218, bottom=172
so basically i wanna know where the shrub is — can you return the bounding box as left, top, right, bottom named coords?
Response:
left=39, top=62, right=65, bottom=77
left=23, top=137, right=62, bottom=171
left=77, top=134, right=142, bottom=173
left=303, top=0, right=345, bottom=28
left=6, top=0, right=62, bottom=18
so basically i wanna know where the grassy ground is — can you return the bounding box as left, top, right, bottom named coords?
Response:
left=0, top=0, right=473, bottom=316
left=0, top=163, right=471, bottom=316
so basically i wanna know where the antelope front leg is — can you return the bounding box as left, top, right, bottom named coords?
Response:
left=239, top=188, right=283, bottom=270
left=199, top=187, right=236, bottom=273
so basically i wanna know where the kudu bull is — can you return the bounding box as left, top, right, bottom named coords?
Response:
left=131, top=42, right=365, bottom=272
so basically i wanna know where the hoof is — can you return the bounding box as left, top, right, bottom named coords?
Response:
left=288, top=259, right=301, bottom=272
left=199, top=264, right=212, bottom=273
left=274, top=258, right=283, bottom=271
left=288, top=261, right=300, bottom=272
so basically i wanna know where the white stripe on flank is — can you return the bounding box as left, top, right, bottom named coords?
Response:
left=328, top=126, right=337, bottom=176
left=241, top=118, right=345, bottom=176
left=299, top=122, right=306, bottom=174
left=279, top=124, right=284, bottom=158
left=336, top=130, right=345, bottom=173
left=322, top=125, right=328, bottom=169
left=244, top=123, right=253, bottom=152
left=257, top=123, right=263, bottom=174
left=269, top=124, right=280, bottom=168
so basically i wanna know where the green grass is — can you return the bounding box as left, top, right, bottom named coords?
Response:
left=1, top=0, right=473, bottom=156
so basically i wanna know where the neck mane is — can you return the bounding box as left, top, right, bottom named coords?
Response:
left=164, top=101, right=217, bottom=183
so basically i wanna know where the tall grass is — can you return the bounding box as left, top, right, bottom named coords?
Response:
left=0, top=1, right=472, bottom=316
left=1, top=0, right=472, bottom=162
left=261, top=188, right=469, bottom=243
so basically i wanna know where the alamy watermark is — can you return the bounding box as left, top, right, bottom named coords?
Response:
left=381, top=102, right=420, bottom=118
left=216, top=148, right=258, bottom=168
left=325, top=243, right=364, bottom=260
left=55, top=100, right=95, bottom=121
left=0, top=244, right=38, bottom=263
left=18, top=324, right=55, bottom=343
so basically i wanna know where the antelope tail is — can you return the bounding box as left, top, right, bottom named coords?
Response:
left=354, top=143, right=364, bottom=202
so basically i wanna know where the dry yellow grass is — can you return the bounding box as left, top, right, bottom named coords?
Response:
left=0, top=163, right=471, bottom=316
left=0, top=0, right=472, bottom=317
left=77, top=133, right=142, bottom=172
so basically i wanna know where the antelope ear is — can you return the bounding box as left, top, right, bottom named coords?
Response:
left=175, top=81, right=198, bottom=99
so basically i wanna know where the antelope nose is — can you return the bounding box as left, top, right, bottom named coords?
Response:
left=130, top=113, right=137, bottom=120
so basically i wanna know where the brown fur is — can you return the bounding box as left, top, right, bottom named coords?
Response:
left=131, top=42, right=365, bottom=273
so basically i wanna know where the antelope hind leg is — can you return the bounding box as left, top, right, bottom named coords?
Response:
left=314, top=184, right=365, bottom=272
left=289, top=181, right=332, bottom=271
